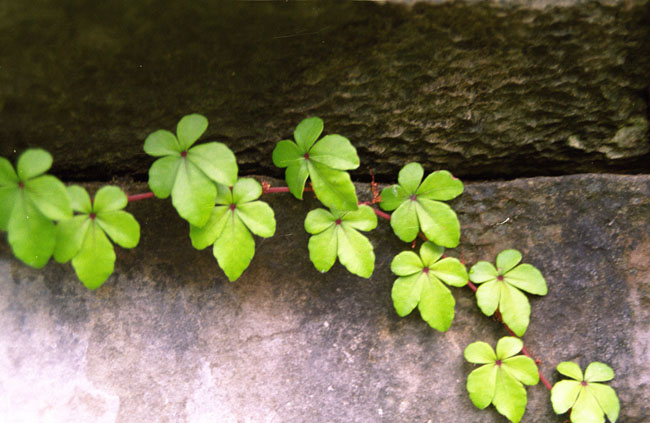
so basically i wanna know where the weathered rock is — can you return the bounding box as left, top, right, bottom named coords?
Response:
left=1, top=174, right=648, bottom=422
left=1, top=1, right=649, bottom=181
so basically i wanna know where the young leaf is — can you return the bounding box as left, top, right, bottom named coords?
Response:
left=272, top=117, right=360, bottom=211
left=144, top=113, right=238, bottom=227
left=304, top=205, right=377, bottom=278
left=380, top=163, right=463, bottom=247
left=469, top=249, right=548, bottom=336
left=188, top=178, right=276, bottom=282
left=390, top=241, right=468, bottom=331
left=551, top=361, right=620, bottom=423
left=465, top=337, right=539, bottom=423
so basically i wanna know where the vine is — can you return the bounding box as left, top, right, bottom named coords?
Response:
left=0, top=114, right=620, bottom=422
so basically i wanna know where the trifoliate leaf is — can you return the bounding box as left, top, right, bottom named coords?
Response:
left=380, top=162, right=463, bottom=247
left=272, top=117, right=359, bottom=211
left=465, top=337, right=539, bottom=423
left=469, top=249, right=548, bottom=336
left=390, top=241, right=467, bottom=331
left=71, top=224, right=116, bottom=290
left=7, top=197, right=56, bottom=268
left=304, top=205, right=377, bottom=278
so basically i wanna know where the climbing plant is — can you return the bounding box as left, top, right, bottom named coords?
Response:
left=0, top=114, right=621, bottom=422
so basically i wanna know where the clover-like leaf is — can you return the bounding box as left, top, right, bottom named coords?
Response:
left=0, top=150, right=72, bottom=268
left=465, top=337, right=539, bottom=423
left=189, top=177, right=276, bottom=281
left=304, top=205, right=377, bottom=278
left=551, top=361, right=620, bottom=423
left=144, top=113, right=238, bottom=227
left=380, top=163, right=463, bottom=247
left=272, top=117, right=360, bottom=211
left=390, top=241, right=468, bottom=331
left=469, top=249, right=548, bottom=336
left=54, top=185, right=140, bottom=289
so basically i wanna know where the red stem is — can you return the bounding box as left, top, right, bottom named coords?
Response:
left=127, top=192, right=156, bottom=202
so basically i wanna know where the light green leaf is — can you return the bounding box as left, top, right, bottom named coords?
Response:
left=416, top=170, right=464, bottom=201
left=309, top=134, right=359, bottom=170
left=391, top=273, right=425, bottom=316
left=496, top=336, right=523, bottom=359
left=419, top=275, right=455, bottom=331
left=588, top=383, right=619, bottom=422
left=67, top=185, right=92, bottom=213
left=496, top=249, right=522, bottom=273
left=379, top=184, right=408, bottom=211
left=398, top=162, right=424, bottom=194
left=236, top=201, right=276, bottom=238
left=464, top=341, right=497, bottom=364
left=187, top=142, right=238, bottom=187
left=17, top=149, right=52, bottom=180
left=308, top=161, right=358, bottom=211
left=308, top=225, right=338, bottom=273
left=305, top=208, right=335, bottom=234
left=177, top=113, right=208, bottom=151
left=148, top=156, right=181, bottom=199
left=54, top=216, right=90, bottom=263
left=214, top=183, right=233, bottom=205
left=24, top=175, right=72, bottom=221
left=285, top=160, right=309, bottom=200
left=341, top=205, right=377, bottom=232
left=232, top=178, right=262, bottom=204
left=430, top=257, right=467, bottom=287
left=505, top=264, right=548, bottom=295
left=557, top=361, right=584, bottom=381
left=0, top=157, right=18, bottom=184
left=416, top=198, right=460, bottom=248
left=213, top=214, right=255, bottom=281
left=7, top=197, right=55, bottom=268
left=499, top=283, right=531, bottom=337
left=337, top=225, right=375, bottom=278
left=467, top=364, right=497, bottom=409
left=0, top=186, right=18, bottom=231
left=143, top=129, right=181, bottom=156
left=71, top=224, right=116, bottom=290
left=584, top=362, right=615, bottom=383
left=502, top=356, right=539, bottom=385
left=476, top=280, right=501, bottom=316
left=272, top=140, right=303, bottom=168
left=391, top=251, right=423, bottom=276
left=469, top=261, right=498, bottom=283
left=93, top=186, right=127, bottom=213
left=171, top=160, right=216, bottom=227
left=492, top=368, right=528, bottom=423
left=571, top=389, right=604, bottom=423
left=294, top=117, right=323, bottom=152
left=419, top=241, right=444, bottom=266
left=390, top=200, right=419, bottom=242
left=551, top=380, right=582, bottom=414
left=189, top=206, right=230, bottom=250
left=96, top=211, right=140, bottom=249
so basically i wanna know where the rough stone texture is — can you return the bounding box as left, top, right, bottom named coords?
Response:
left=1, top=174, right=648, bottom=422
left=1, top=1, right=649, bottom=181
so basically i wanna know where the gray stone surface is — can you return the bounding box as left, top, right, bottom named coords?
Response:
left=1, top=174, right=648, bottom=422
left=1, top=1, right=649, bottom=181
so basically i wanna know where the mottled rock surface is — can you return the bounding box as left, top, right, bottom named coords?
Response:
left=1, top=175, right=648, bottom=422
left=1, top=0, right=649, bottom=181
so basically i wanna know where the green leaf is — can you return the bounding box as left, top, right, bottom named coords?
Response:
left=419, top=275, right=455, bottom=331
left=419, top=241, right=444, bottom=266
left=67, top=185, right=92, bottom=213
left=416, top=170, right=463, bottom=201
left=379, top=184, right=408, bottom=211
left=7, top=197, right=56, bottom=268
left=492, top=367, right=528, bottom=423
left=309, top=134, right=359, bottom=170
left=391, top=272, right=425, bottom=316
left=341, top=205, right=377, bottom=231
left=294, top=117, right=323, bottom=152
left=551, top=380, right=582, bottom=414
left=469, top=261, right=498, bottom=283
left=496, top=249, right=522, bottom=274
left=337, top=225, right=375, bottom=277
left=187, top=142, right=238, bottom=187
left=272, top=140, right=303, bottom=168
left=213, top=213, right=255, bottom=281
left=308, top=225, right=338, bottom=273
left=284, top=160, right=309, bottom=200
left=416, top=198, right=460, bottom=248
left=236, top=201, right=276, bottom=238
left=54, top=216, right=90, bottom=263
left=71, top=224, right=116, bottom=290
left=467, top=364, right=497, bottom=409
left=24, top=175, right=72, bottom=221
left=557, top=362, right=584, bottom=381
left=96, top=211, right=140, bottom=249
left=430, top=257, right=468, bottom=287
left=476, top=280, right=500, bottom=316
left=584, top=362, right=615, bottom=383
left=93, top=186, right=127, bottom=213
left=496, top=336, right=523, bottom=359
left=304, top=208, right=336, bottom=234
left=232, top=178, right=262, bottom=204
left=143, top=129, right=181, bottom=156
left=0, top=186, right=18, bottom=231
left=397, top=162, right=424, bottom=194
left=189, top=206, right=230, bottom=250
left=148, top=156, right=181, bottom=199
left=16, top=149, right=52, bottom=180
left=502, top=356, right=539, bottom=386
left=390, top=200, right=419, bottom=242
left=391, top=251, right=423, bottom=276
left=572, top=389, right=605, bottom=423
left=588, top=383, right=619, bottom=422
left=171, top=160, right=216, bottom=227
left=214, top=183, right=233, bottom=205
left=499, top=283, right=531, bottom=336
left=177, top=113, right=208, bottom=151
left=308, top=161, right=358, bottom=211
left=0, top=157, right=18, bottom=185
left=504, top=263, right=548, bottom=295
left=464, top=341, right=497, bottom=364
